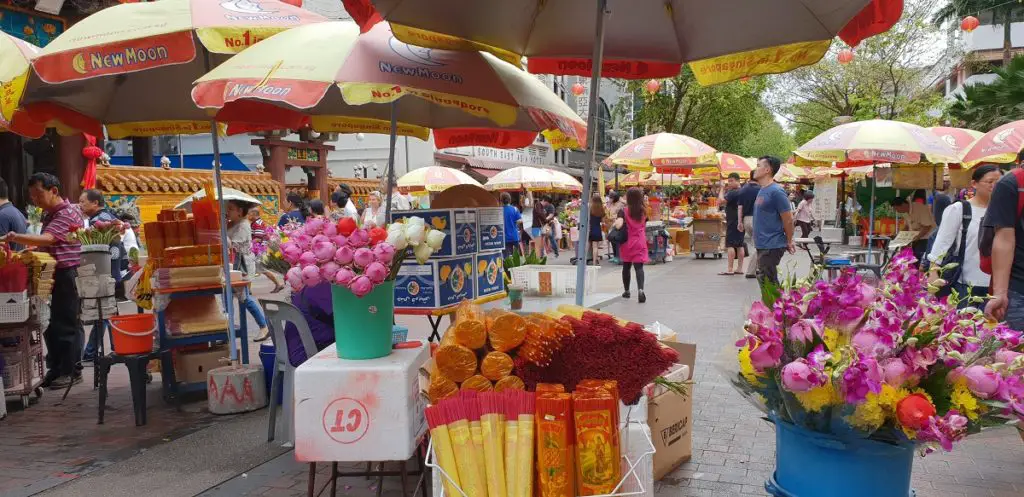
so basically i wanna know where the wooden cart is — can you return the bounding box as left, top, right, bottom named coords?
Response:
left=691, top=218, right=724, bottom=259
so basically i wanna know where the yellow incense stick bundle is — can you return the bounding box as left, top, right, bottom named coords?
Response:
left=504, top=396, right=519, bottom=497
left=444, top=400, right=488, bottom=497
left=479, top=392, right=507, bottom=497
left=425, top=406, right=462, bottom=497
left=463, top=396, right=489, bottom=495
left=514, top=391, right=536, bottom=497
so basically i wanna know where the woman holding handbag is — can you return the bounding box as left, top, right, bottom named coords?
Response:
left=613, top=188, right=649, bottom=303
left=927, top=164, right=1002, bottom=305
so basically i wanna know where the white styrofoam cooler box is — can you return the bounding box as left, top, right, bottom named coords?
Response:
left=294, top=342, right=429, bottom=462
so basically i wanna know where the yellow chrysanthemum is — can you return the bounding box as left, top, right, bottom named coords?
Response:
left=900, top=425, right=917, bottom=440
left=847, top=391, right=886, bottom=431
left=877, top=384, right=909, bottom=415
left=951, top=378, right=983, bottom=421
left=821, top=327, right=846, bottom=362
left=738, top=345, right=765, bottom=387
left=794, top=382, right=836, bottom=412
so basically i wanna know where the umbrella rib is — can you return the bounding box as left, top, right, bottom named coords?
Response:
left=519, top=0, right=546, bottom=59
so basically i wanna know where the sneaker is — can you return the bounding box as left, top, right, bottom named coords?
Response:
left=48, top=374, right=83, bottom=390
left=638, top=291, right=647, bottom=304
left=622, top=291, right=630, bottom=299
left=40, top=370, right=60, bottom=388
left=254, top=327, right=271, bottom=342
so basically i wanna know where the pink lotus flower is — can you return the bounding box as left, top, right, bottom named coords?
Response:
left=301, top=265, right=321, bottom=287
left=298, top=251, right=317, bottom=267
left=749, top=340, right=783, bottom=372
left=365, top=262, right=388, bottom=284
left=323, top=222, right=338, bottom=237
left=789, top=319, right=819, bottom=343
left=962, top=365, right=1001, bottom=399
left=334, top=267, right=355, bottom=286
left=334, top=246, right=354, bottom=265
left=880, top=357, right=910, bottom=387
left=281, top=242, right=302, bottom=264
left=331, top=235, right=348, bottom=247
left=293, top=234, right=313, bottom=250
left=312, top=241, right=337, bottom=263
left=353, top=247, right=374, bottom=268
left=348, top=229, right=370, bottom=248
left=303, top=218, right=325, bottom=235
left=348, top=275, right=374, bottom=297
left=285, top=266, right=302, bottom=290
left=781, top=359, right=826, bottom=392
left=311, top=234, right=331, bottom=246
left=373, top=242, right=396, bottom=265
left=994, top=349, right=1023, bottom=366
left=320, top=261, right=341, bottom=282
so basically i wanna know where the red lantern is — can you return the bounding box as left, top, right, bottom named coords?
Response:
left=571, top=83, right=585, bottom=96
left=645, top=79, right=660, bottom=94
left=961, top=16, right=980, bottom=33
left=838, top=49, right=854, bottom=65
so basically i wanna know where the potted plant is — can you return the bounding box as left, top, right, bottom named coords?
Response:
left=69, top=219, right=126, bottom=278
left=729, top=250, right=1024, bottom=497
left=279, top=216, right=445, bottom=359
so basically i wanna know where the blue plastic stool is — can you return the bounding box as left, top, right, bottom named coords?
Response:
left=766, top=419, right=916, bottom=497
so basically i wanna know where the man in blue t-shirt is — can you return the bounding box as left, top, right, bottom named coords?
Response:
left=0, top=178, right=27, bottom=251
left=501, top=192, right=523, bottom=258
left=752, top=156, right=795, bottom=285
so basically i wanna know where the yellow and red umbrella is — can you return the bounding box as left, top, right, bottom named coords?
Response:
left=606, top=132, right=717, bottom=173
left=693, top=152, right=755, bottom=178
left=484, top=166, right=557, bottom=191
left=961, top=120, right=1024, bottom=167
left=929, top=126, right=983, bottom=162
left=20, top=0, right=327, bottom=138
left=192, top=22, right=586, bottom=150
left=775, top=164, right=809, bottom=183
left=396, top=166, right=481, bottom=193
left=618, top=171, right=653, bottom=187
left=547, top=170, right=583, bottom=193
left=795, top=119, right=959, bottom=167
left=0, top=33, right=44, bottom=138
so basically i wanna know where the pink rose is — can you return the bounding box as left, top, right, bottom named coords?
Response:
left=312, top=241, right=337, bottom=263
left=365, top=262, right=388, bottom=284
left=962, top=365, right=1001, bottom=399
left=334, top=268, right=355, bottom=286
left=749, top=340, right=783, bottom=372
left=348, top=275, right=374, bottom=297
left=348, top=229, right=370, bottom=248
left=303, top=218, right=325, bottom=236
left=298, top=251, right=317, bottom=267
left=301, top=265, right=321, bottom=287
left=285, top=266, right=303, bottom=290
left=334, top=246, right=354, bottom=265
left=320, top=261, right=341, bottom=282
left=353, top=247, right=374, bottom=268
left=789, top=319, right=819, bottom=343
left=323, top=222, right=338, bottom=237
left=373, top=242, right=396, bottom=265
left=781, top=359, right=823, bottom=392
left=880, top=357, right=910, bottom=387
left=281, top=242, right=302, bottom=264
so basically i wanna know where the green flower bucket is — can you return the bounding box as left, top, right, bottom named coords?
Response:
left=331, top=280, right=395, bottom=360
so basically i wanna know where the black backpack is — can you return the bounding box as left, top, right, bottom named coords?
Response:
left=937, top=201, right=971, bottom=293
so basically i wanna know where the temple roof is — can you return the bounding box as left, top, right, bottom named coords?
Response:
left=96, top=165, right=280, bottom=196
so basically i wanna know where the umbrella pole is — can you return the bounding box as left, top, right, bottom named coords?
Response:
left=203, top=51, right=238, bottom=365
left=573, top=0, right=609, bottom=306
left=384, top=100, right=399, bottom=222
left=867, top=163, right=876, bottom=262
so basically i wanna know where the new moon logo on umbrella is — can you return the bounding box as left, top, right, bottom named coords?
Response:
left=72, top=46, right=171, bottom=75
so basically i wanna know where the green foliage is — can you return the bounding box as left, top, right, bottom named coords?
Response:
left=934, top=1, right=1018, bottom=64
left=774, top=0, right=946, bottom=144
left=661, top=185, right=683, bottom=198
left=947, top=56, right=1024, bottom=130
left=502, top=248, right=547, bottom=280
left=611, top=67, right=791, bottom=156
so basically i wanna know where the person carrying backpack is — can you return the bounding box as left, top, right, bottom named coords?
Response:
left=982, top=165, right=1024, bottom=328
left=927, top=165, right=1002, bottom=305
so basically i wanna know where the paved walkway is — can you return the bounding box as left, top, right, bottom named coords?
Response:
left=3, top=248, right=1023, bottom=497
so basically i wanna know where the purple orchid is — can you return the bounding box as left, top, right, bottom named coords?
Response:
left=917, top=411, right=969, bottom=452
left=841, top=353, right=883, bottom=403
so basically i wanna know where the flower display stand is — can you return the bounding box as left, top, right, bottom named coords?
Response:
left=766, top=419, right=915, bottom=497
left=332, top=281, right=395, bottom=360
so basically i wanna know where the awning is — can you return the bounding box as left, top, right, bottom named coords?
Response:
left=470, top=167, right=501, bottom=178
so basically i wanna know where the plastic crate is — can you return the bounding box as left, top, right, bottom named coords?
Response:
left=1, top=357, right=24, bottom=391
left=0, top=292, right=29, bottom=324
left=392, top=325, right=409, bottom=345
left=509, top=264, right=599, bottom=297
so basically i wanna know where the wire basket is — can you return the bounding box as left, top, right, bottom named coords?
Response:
left=427, top=419, right=656, bottom=497
left=509, top=265, right=599, bottom=297
left=0, top=291, right=30, bottom=324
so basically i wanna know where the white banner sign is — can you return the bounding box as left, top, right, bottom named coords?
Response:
left=813, top=178, right=838, bottom=221
left=474, top=145, right=551, bottom=165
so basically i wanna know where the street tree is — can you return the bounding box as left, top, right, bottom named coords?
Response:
left=947, top=55, right=1024, bottom=130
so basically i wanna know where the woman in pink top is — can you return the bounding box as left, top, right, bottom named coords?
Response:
left=614, top=187, right=649, bottom=303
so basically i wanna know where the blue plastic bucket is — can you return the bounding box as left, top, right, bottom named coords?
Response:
left=767, top=419, right=915, bottom=497
left=258, top=343, right=282, bottom=405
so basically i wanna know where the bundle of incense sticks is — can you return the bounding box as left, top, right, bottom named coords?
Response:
left=441, top=398, right=488, bottom=497
left=479, top=392, right=507, bottom=497
left=513, top=390, right=536, bottom=497
left=425, top=405, right=462, bottom=497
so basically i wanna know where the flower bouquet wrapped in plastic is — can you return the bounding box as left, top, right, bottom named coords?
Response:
left=724, top=248, right=1024, bottom=455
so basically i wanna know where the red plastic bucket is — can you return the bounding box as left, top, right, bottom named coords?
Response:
left=109, top=313, right=156, bottom=355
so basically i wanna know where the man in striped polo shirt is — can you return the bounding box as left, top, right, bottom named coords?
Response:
left=3, top=173, right=85, bottom=389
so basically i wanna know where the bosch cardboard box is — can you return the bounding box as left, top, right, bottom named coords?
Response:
left=645, top=340, right=697, bottom=480
left=393, top=255, right=475, bottom=310
left=174, top=345, right=229, bottom=384
left=473, top=250, right=505, bottom=299
left=475, top=207, right=505, bottom=252
left=391, top=209, right=477, bottom=258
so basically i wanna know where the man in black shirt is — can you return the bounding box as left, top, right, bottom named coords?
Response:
left=0, top=178, right=27, bottom=251
left=719, top=173, right=745, bottom=275
left=985, top=169, right=1024, bottom=329
left=735, top=172, right=761, bottom=278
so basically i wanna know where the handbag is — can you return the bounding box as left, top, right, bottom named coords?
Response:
left=607, top=223, right=628, bottom=244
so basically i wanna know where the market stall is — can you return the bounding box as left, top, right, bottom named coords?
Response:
left=0, top=249, right=50, bottom=408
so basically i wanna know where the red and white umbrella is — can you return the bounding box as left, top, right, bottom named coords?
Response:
left=606, top=132, right=718, bottom=173
left=960, top=120, right=1024, bottom=167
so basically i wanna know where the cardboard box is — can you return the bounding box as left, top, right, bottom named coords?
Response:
left=473, top=250, right=505, bottom=299
left=476, top=207, right=505, bottom=252
left=390, top=209, right=477, bottom=258
left=393, top=255, right=475, bottom=309
left=646, top=341, right=696, bottom=480
left=174, top=346, right=228, bottom=384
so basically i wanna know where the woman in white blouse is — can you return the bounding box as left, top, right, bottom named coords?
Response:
left=928, top=164, right=1002, bottom=304
left=361, top=191, right=386, bottom=228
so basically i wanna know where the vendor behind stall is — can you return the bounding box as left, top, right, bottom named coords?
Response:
left=3, top=173, right=85, bottom=389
